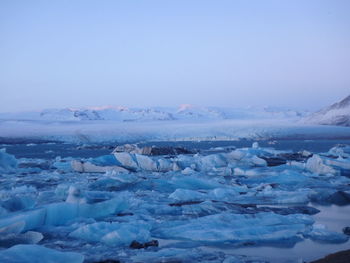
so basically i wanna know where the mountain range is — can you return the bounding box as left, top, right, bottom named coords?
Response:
left=0, top=105, right=306, bottom=122
left=0, top=95, right=349, bottom=127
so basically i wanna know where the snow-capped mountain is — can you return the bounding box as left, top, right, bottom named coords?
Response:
left=40, top=108, right=103, bottom=121
left=174, top=104, right=225, bottom=120
left=0, top=105, right=307, bottom=122
left=305, top=95, right=350, bottom=127
left=39, top=107, right=175, bottom=122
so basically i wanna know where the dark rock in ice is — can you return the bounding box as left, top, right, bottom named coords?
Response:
left=260, top=151, right=312, bottom=166
left=310, top=249, right=350, bottom=263
left=76, top=144, right=115, bottom=150
left=113, top=143, right=193, bottom=156
left=129, top=240, right=159, bottom=249
left=149, top=146, right=193, bottom=156
left=19, top=161, right=52, bottom=170
left=260, top=157, right=286, bottom=167
left=116, top=212, right=134, bottom=217
left=342, top=227, right=350, bottom=236
left=279, top=152, right=312, bottom=161
left=169, top=201, right=204, bottom=207
left=92, top=260, right=120, bottom=263
left=258, top=206, right=320, bottom=215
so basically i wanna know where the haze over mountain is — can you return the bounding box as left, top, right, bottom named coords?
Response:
left=0, top=105, right=306, bottom=122
left=305, top=95, right=350, bottom=127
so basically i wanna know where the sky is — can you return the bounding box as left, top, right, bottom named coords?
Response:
left=0, top=0, right=349, bottom=112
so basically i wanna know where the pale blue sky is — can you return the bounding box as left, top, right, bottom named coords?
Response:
left=1, top=0, right=349, bottom=112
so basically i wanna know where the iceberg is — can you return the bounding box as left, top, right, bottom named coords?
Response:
left=113, top=152, right=139, bottom=170
left=306, top=224, right=349, bottom=243
left=0, top=194, right=129, bottom=231
left=0, top=244, right=84, bottom=263
left=69, top=221, right=151, bottom=246
left=305, top=155, right=337, bottom=175
left=1, top=196, right=36, bottom=212
left=153, top=212, right=314, bottom=245
left=0, top=148, right=18, bottom=173
left=71, top=160, right=128, bottom=173
left=0, top=230, right=43, bottom=247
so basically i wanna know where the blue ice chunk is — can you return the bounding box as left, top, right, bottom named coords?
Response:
left=89, top=154, right=120, bottom=166
left=0, top=221, right=25, bottom=235
left=134, top=153, right=158, bottom=171
left=198, top=153, right=228, bottom=170
left=69, top=221, right=151, bottom=246
left=45, top=196, right=129, bottom=226
left=53, top=157, right=74, bottom=172
left=0, top=230, right=43, bottom=247
left=113, top=152, right=139, bottom=170
left=305, top=224, right=349, bottom=243
left=170, top=176, right=224, bottom=190
left=44, top=202, right=79, bottom=226
left=0, top=244, right=84, bottom=263
left=0, top=148, right=17, bottom=173
left=1, top=196, right=36, bottom=212
left=153, top=212, right=314, bottom=245
left=305, top=155, right=337, bottom=175
left=327, top=145, right=350, bottom=158
left=240, top=170, right=331, bottom=190
left=0, top=195, right=129, bottom=231
left=0, top=208, right=46, bottom=232
left=169, top=189, right=208, bottom=201
left=79, top=196, right=129, bottom=219
left=89, top=173, right=138, bottom=191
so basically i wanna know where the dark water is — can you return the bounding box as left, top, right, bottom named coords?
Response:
left=141, top=139, right=350, bottom=153
left=2, top=143, right=112, bottom=159
left=3, top=138, right=350, bottom=159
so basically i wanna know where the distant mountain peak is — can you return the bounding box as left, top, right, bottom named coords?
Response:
left=305, top=95, right=350, bottom=127
left=177, top=104, right=195, bottom=112
left=329, top=95, right=350, bottom=110
left=0, top=105, right=309, bottom=122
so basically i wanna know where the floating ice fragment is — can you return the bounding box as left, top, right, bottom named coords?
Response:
left=306, top=224, right=349, bottom=243
left=1, top=196, right=36, bottom=212
left=0, top=244, right=84, bottom=263
left=134, top=154, right=158, bottom=171
left=0, top=230, right=43, bottom=247
left=305, top=155, right=337, bottom=175
left=69, top=221, right=151, bottom=246
left=0, top=194, right=129, bottom=231
left=153, top=212, right=314, bottom=245
left=113, top=152, right=139, bottom=170
left=71, top=160, right=128, bottom=173
left=65, top=186, right=87, bottom=204
left=0, top=148, right=18, bottom=173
